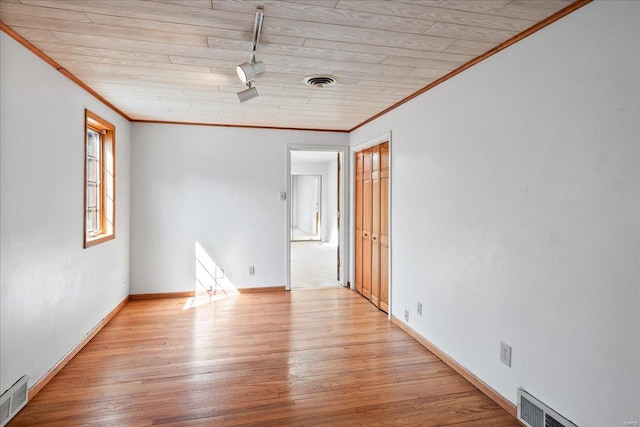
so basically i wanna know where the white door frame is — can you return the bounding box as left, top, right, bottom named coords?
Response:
left=286, top=145, right=350, bottom=291
left=350, top=131, right=392, bottom=318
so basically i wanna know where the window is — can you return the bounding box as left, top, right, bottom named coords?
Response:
left=84, top=110, right=115, bottom=248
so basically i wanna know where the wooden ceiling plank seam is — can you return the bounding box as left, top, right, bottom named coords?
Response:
left=384, top=0, right=513, bottom=15
left=167, top=52, right=399, bottom=75
left=152, top=0, right=213, bottom=9
left=85, top=12, right=249, bottom=36
left=168, top=55, right=239, bottom=68
left=18, top=0, right=256, bottom=32
left=84, top=12, right=308, bottom=47
left=423, top=21, right=519, bottom=44
left=349, top=0, right=593, bottom=132
left=335, top=0, right=537, bottom=32
left=33, top=41, right=173, bottom=64
left=7, top=26, right=59, bottom=43
left=84, top=62, right=220, bottom=81
left=206, top=37, right=388, bottom=64
left=442, top=39, right=498, bottom=56
left=381, top=55, right=465, bottom=71
left=51, top=52, right=212, bottom=73
left=301, top=38, right=474, bottom=62
left=260, top=17, right=458, bottom=52
left=289, top=0, right=339, bottom=8
left=1, top=12, right=210, bottom=48
left=209, top=0, right=436, bottom=35
left=44, top=31, right=283, bottom=62
left=0, top=1, right=92, bottom=23
left=495, top=1, right=573, bottom=21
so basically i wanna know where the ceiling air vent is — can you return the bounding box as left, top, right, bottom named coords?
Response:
left=303, top=75, right=337, bottom=88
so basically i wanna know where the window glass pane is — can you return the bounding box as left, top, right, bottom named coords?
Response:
left=84, top=110, right=115, bottom=247
left=86, top=128, right=101, bottom=234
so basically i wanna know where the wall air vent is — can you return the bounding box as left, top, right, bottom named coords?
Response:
left=518, top=389, right=578, bottom=427
left=0, top=375, right=28, bottom=427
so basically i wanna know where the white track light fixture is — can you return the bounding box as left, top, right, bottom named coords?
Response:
left=237, top=83, right=259, bottom=103
left=236, top=59, right=265, bottom=84
left=236, top=7, right=265, bottom=102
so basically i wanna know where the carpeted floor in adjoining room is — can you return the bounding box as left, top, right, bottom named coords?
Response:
left=290, top=241, right=339, bottom=288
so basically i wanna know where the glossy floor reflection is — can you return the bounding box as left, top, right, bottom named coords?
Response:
left=9, top=288, right=520, bottom=426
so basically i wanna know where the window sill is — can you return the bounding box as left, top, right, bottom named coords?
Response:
left=84, top=233, right=115, bottom=249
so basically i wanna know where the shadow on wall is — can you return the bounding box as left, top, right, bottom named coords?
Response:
left=183, top=241, right=238, bottom=310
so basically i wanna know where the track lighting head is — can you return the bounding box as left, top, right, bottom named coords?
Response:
left=235, top=7, right=265, bottom=102
left=237, top=83, right=259, bottom=103
left=236, top=60, right=265, bottom=83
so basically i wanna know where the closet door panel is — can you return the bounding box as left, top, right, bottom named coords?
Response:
left=362, top=149, right=372, bottom=299
left=371, top=147, right=381, bottom=307
left=379, top=142, right=390, bottom=312
left=362, top=178, right=372, bottom=299
left=355, top=151, right=364, bottom=294
left=354, top=143, right=388, bottom=311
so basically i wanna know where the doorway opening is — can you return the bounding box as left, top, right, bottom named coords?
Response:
left=289, top=149, right=343, bottom=289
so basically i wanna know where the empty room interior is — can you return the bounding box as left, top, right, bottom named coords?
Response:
left=0, top=1, right=638, bottom=426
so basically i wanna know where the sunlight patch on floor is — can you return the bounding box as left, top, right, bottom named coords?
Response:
left=185, top=241, right=239, bottom=309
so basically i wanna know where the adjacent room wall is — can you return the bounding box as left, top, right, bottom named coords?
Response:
left=291, top=157, right=339, bottom=243
left=292, top=176, right=318, bottom=236
left=350, top=1, right=640, bottom=425
left=130, top=124, right=347, bottom=294
left=0, top=33, right=131, bottom=393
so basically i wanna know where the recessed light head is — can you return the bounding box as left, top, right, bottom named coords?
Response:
left=237, top=85, right=259, bottom=103
left=236, top=62, right=253, bottom=83
left=236, top=60, right=265, bottom=83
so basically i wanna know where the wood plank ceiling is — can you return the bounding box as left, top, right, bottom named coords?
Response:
left=0, top=0, right=575, bottom=131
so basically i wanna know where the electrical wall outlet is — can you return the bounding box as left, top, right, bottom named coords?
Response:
left=500, top=342, right=512, bottom=367
left=404, top=310, right=409, bottom=322
left=249, top=266, right=255, bottom=275
left=417, top=302, right=422, bottom=316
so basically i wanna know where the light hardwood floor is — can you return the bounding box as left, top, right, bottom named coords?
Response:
left=9, top=288, right=519, bottom=426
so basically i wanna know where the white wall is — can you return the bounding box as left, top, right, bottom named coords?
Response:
left=0, top=34, right=131, bottom=393
left=350, top=2, right=640, bottom=426
left=291, top=157, right=339, bottom=243
left=130, top=124, right=347, bottom=293
left=292, top=175, right=318, bottom=235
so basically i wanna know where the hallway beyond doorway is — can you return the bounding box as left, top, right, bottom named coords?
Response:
left=290, top=241, right=339, bottom=288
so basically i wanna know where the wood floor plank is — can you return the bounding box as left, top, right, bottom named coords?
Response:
left=8, top=288, right=519, bottom=426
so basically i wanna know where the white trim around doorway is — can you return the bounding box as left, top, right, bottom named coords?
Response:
left=286, top=144, right=350, bottom=291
